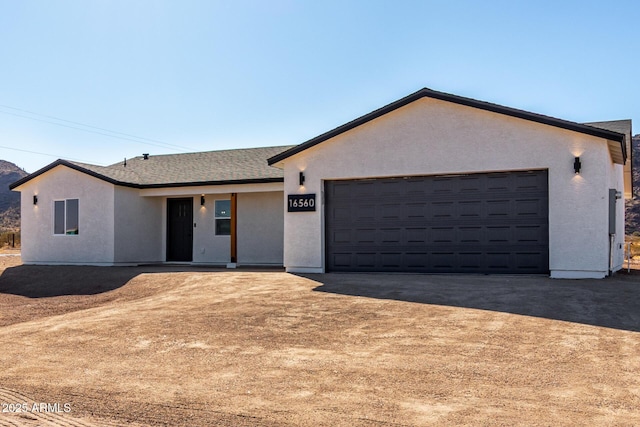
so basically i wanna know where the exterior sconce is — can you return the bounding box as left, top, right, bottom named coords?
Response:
left=200, top=195, right=205, bottom=206
left=574, top=157, right=581, bottom=174
left=33, top=195, right=38, bottom=205
left=299, top=171, right=305, bottom=186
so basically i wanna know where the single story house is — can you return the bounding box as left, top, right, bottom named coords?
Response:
left=10, top=146, right=293, bottom=267
left=11, top=88, right=632, bottom=278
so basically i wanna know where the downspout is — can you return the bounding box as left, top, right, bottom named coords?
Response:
left=608, top=189, right=622, bottom=275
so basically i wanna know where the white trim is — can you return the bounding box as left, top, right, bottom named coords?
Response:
left=550, top=270, right=607, bottom=279
left=285, top=266, right=324, bottom=274
left=140, top=182, right=283, bottom=197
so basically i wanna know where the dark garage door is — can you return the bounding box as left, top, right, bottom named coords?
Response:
left=325, top=170, right=549, bottom=274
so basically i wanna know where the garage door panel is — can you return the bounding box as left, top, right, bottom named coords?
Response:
left=355, top=205, right=376, bottom=221
left=406, top=227, right=428, bottom=243
left=514, top=172, right=546, bottom=190
left=515, top=252, right=546, bottom=270
left=486, top=226, right=510, bottom=242
left=487, top=252, right=511, bottom=269
left=356, top=229, right=376, bottom=243
left=381, top=228, right=402, bottom=244
left=432, top=227, right=455, bottom=243
left=407, top=202, right=428, bottom=218
left=459, top=175, right=483, bottom=193
left=331, top=182, right=353, bottom=198
left=332, top=229, right=352, bottom=243
left=381, top=252, right=402, bottom=267
left=514, top=225, right=546, bottom=243
left=381, top=203, right=401, bottom=219
left=459, top=200, right=482, bottom=217
left=459, top=252, right=483, bottom=269
left=331, top=253, right=352, bottom=268
left=486, top=200, right=510, bottom=216
left=515, top=199, right=544, bottom=216
left=431, top=252, right=455, bottom=268
left=433, top=177, right=455, bottom=194
left=432, top=201, right=455, bottom=218
left=355, top=253, right=376, bottom=268
left=326, top=170, right=549, bottom=273
left=459, top=226, right=482, bottom=242
left=331, top=206, right=351, bottom=222
left=486, top=174, right=511, bottom=191
left=406, top=252, right=428, bottom=267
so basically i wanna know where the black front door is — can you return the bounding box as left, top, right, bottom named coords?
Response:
left=167, top=198, right=193, bottom=261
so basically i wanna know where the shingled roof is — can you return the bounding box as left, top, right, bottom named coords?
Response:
left=10, top=145, right=294, bottom=190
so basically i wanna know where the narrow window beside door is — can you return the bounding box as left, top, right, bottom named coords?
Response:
left=54, top=199, right=79, bottom=235
left=215, top=200, right=231, bottom=235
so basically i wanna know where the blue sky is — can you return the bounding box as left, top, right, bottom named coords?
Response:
left=0, top=0, right=637, bottom=173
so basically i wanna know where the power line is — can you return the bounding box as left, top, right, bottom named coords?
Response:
left=0, top=105, right=194, bottom=151
left=0, top=144, right=106, bottom=166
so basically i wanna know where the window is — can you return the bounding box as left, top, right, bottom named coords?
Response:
left=215, top=200, right=231, bottom=235
left=54, top=199, right=79, bottom=235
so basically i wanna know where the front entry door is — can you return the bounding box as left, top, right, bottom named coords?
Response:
left=167, top=198, right=193, bottom=262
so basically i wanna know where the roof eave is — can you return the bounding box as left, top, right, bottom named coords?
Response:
left=267, top=88, right=627, bottom=165
left=10, top=160, right=284, bottom=191
left=9, top=160, right=141, bottom=190
left=138, top=177, right=284, bottom=189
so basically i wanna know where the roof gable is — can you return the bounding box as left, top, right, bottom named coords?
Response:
left=267, top=88, right=627, bottom=165
left=11, top=145, right=294, bottom=190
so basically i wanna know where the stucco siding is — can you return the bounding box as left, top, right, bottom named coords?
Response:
left=282, top=97, right=620, bottom=278
left=114, top=187, right=163, bottom=263
left=193, top=194, right=231, bottom=264
left=19, top=166, right=115, bottom=264
left=190, top=192, right=284, bottom=265
left=237, top=191, right=284, bottom=265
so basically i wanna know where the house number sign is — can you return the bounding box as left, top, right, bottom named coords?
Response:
left=288, top=194, right=316, bottom=212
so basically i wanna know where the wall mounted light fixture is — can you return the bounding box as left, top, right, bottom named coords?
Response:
left=200, top=195, right=205, bottom=206
left=33, top=195, right=38, bottom=205
left=574, top=157, right=581, bottom=174
left=299, top=171, right=306, bottom=186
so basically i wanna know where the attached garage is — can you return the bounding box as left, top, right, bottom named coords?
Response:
left=269, top=87, right=631, bottom=279
left=325, top=170, right=549, bottom=274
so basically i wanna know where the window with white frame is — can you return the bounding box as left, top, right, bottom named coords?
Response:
left=54, top=199, right=79, bottom=235
left=214, top=200, right=231, bottom=235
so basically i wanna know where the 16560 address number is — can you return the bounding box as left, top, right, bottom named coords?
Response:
left=288, top=194, right=316, bottom=212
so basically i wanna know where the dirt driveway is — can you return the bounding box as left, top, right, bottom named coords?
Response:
left=0, top=257, right=639, bottom=426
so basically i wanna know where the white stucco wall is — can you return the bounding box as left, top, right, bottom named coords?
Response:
left=237, top=191, right=284, bottom=265
left=114, top=187, right=163, bottom=264
left=193, top=194, right=231, bottom=264
left=16, top=171, right=285, bottom=266
left=191, top=191, right=284, bottom=265
left=280, top=97, right=624, bottom=278
left=17, top=166, right=116, bottom=265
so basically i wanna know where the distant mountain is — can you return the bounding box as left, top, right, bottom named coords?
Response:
left=626, top=134, right=640, bottom=236
left=0, top=161, right=28, bottom=231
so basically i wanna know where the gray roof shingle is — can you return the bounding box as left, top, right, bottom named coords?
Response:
left=11, top=145, right=294, bottom=190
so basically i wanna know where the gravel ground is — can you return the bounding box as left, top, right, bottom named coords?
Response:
left=1, top=256, right=639, bottom=426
